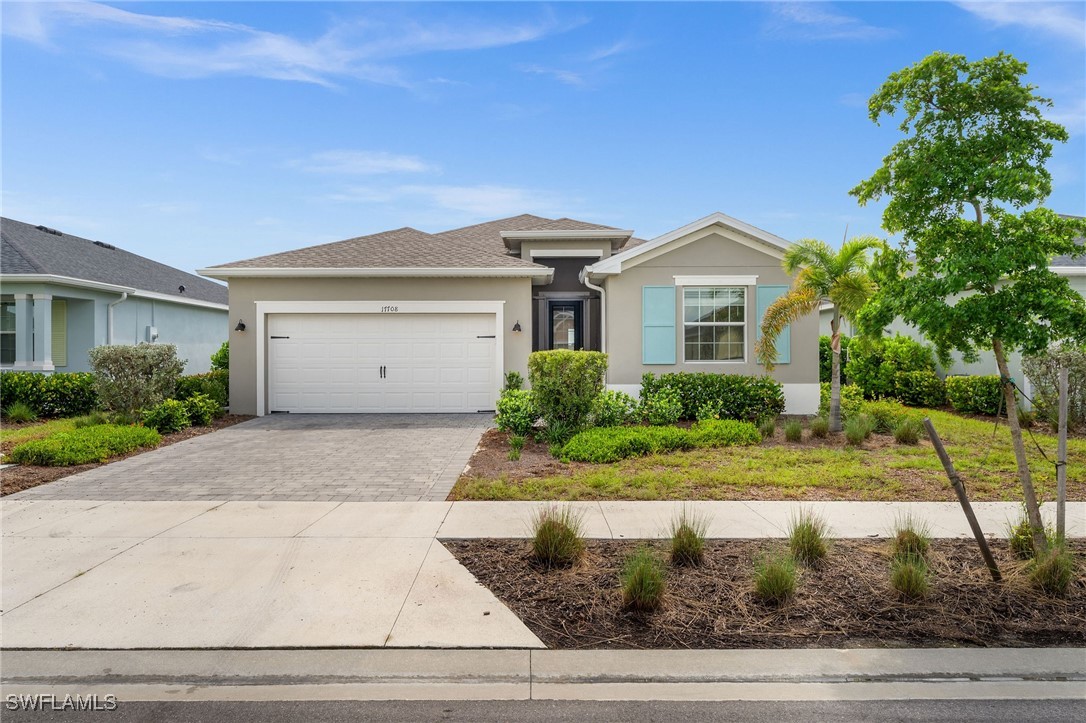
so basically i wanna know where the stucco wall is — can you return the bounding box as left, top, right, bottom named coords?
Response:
left=225, top=276, right=534, bottom=415
left=602, top=230, right=819, bottom=387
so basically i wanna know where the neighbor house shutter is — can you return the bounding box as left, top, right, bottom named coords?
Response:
left=51, top=300, right=67, bottom=368
left=642, top=286, right=676, bottom=365
left=756, top=285, right=789, bottom=365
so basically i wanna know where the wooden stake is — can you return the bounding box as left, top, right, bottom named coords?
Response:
left=924, top=418, right=1002, bottom=582
left=1057, top=365, right=1068, bottom=541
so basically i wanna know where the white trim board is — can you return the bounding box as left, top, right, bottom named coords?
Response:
left=527, top=249, right=605, bottom=259
left=199, top=267, right=553, bottom=280
left=252, top=300, right=505, bottom=417
left=674, top=275, right=758, bottom=286
left=0, top=274, right=227, bottom=310
left=500, top=230, right=633, bottom=240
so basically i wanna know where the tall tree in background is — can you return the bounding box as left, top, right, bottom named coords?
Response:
left=851, top=51, right=1086, bottom=554
left=756, top=237, right=884, bottom=432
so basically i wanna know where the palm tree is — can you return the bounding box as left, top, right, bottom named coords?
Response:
left=756, top=237, right=885, bottom=432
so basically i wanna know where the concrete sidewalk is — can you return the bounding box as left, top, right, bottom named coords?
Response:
left=2, top=499, right=1083, bottom=650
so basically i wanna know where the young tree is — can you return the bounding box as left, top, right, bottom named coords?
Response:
left=851, top=51, right=1086, bottom=553
left=756, top=237, right=884, bottom=432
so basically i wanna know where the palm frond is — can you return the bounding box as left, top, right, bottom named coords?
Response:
left=782, top=239, right=834, bottom=276
left=829, top=271, right=877, bottom=318
left=756, top=287, right=820, bottom=370
left=835, top=236, right=886, bottom=275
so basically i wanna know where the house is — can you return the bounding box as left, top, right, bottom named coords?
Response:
left=1, top=218, right=229, bottom=374
left=199, top=212, right=820, bottom=416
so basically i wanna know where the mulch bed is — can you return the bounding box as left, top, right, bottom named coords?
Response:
left=0, top=414, right=254, bottom=496
left=446, top=538, right=1086, bottom=649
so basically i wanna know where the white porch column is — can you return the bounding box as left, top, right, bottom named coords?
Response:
left=13, top=294, right=32, bottom=368
left=32, top=294, right=54, bottom=372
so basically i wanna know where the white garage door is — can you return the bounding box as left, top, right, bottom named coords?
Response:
left=268, top=313, right=497, bottom=413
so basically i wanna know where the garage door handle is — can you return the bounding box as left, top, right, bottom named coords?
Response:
left=477, top=335, right=496, bottom=338
left=270, top=336, right=290, bottom=339
left=380, top=365, right=386, bottom=379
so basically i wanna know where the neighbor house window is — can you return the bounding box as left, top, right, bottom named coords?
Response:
left=0, top=296, right=14, bottom=366
left=683, top=287, right=745, bottom=362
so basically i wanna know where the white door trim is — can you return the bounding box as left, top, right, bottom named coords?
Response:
left=254, top=300, right=505, bottom=416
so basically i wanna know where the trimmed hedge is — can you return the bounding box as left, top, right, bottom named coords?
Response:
left=175, top=370, right=229, bottom=409
left=141, top=398, right=190, bottom=433
left=818, top=382, right=865, bottom=420
left=560, top=419, right=761, bottom=463
left=495, top=389, right=539, bottom=436
left=640, top=372, right=785, bottom=422
left=946, top=375, right=1006, bottom=416
left=10, top=424, right=161, bottom=466
left=89, top=344, right=186, bottom=414
left=893, top=370, right=946, bottom=408
left=845, top=335, right=937, bottom=401
left=528, top=350, right=608, bottom=430
left=0, top=371, right=99, bottom=418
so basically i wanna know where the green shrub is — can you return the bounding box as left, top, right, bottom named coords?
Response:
left=175, top=370, right=229, bottom=409
left=809, top=417, right=830, bottom=438
left=89, top=344, right=186, bottom=414
left=621, top=547, right=666, bottom=611
left=758, top=416, right=776, bottom=439
left=695, top=399, right=723, bottom=421
left=893, top=418, right=924, bottom=445
left=1023, top=342, right=1086, bottom=431
left=890, top=515, right=931, bottom=560
left=819, top=334, right=851, bottom=384
left=503, top=370, right=524, bottom=391
left=643, top=388, right=683, bottom=426
left=844, top=414, right=874, bottom=446
left=859, top=399, right=916, bottom=434
left=542, top=419, right=579, bottom=447
left=894, top=370, right=946, bottom=408
left=527, top=350, right=608, bottom=430
left=818, top=383, right=865, bottom=420
left=945, top=375, right=1005, bottom=416
left=688, top=419, right=762, bottom=448
left=141, top=399, right=190, bottom=433
left=10, top=424, right=161, bottom=466
left=1030, top=544, right=1075, bottom=596
left=640, top=372, right=785, bottom=422
left=788, top=510, right=830, bottom=566
left=753, top=553, right=797, bottom=605
left=561, top=425, right=691, bottom=463
left=530, top=506, right=585, bottom=568
left=591, top=390, right=640, bottom=428
left=210, top=341, right=229, bottom=371
left=784, top=419, right=803, bottom=443
left=846, top=335, right=937, bottom=401
left=0, top=371, right=99, bottom=417
left=73, top=411, right=111, bottom=428
left=890, top=554, right=929, bottom=600
left=3, top=401, right=38, bottom=423
left=669, top=508, right=708, bottom=567
left=184, top=393, right=221, bottom=426
left=495, top=389, right=539, bottom=436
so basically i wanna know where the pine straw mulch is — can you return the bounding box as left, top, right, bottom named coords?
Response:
left=1, top=415, right=254, bottom=496
left=446, top=537, right=1086, bottom=649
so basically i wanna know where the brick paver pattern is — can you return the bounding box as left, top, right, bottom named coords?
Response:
left=9, top=414, right=490, bottom=502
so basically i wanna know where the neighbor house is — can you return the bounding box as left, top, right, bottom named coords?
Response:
left=199, top=212, right=820, bottom=416
left=1, top=218, right=229, bottom=374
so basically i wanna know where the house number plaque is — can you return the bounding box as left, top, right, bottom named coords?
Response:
left=380, top=305, right=399, bottom=313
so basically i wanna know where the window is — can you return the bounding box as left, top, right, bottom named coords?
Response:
left=1, top=296, right=14, bottom=366
left=683, top=287, right=745, bottom=362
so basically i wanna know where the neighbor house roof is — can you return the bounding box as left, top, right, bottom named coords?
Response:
left=1, top=218, right=228, bottom=306
left=201, top=214, right=641, bottom=278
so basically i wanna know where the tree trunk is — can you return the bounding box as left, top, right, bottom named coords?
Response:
left=829, top=310, right=842, bottom=433
left=992, top=337, right=1047, bottom=553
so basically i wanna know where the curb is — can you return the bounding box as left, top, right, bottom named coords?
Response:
left=3, top=648, right=1083, bottom=702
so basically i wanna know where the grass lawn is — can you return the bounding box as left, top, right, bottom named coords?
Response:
left=451, top=409, right=1085, bottom=502
left=1, top=418, right=79, bottom=450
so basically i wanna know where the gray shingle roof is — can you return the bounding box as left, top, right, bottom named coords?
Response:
left=209, top=214, right=641, bottom=271
left=1, top=218, right=228, bottom=304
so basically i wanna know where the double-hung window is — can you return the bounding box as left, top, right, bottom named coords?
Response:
left=683, top=287, right=745, bottom=362
left=0, top=296, right=14, bottom=366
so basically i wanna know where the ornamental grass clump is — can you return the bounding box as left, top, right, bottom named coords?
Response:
left=2, top=401, right=38, bottom=423
left=669, top=508, right=709, bottom=567
left=784, top=419, right=803, bottom=443
left=788, top=509, right=830, bottom=566
left=530, top=506, right=585, bottom=568
left=508, top=434, right=525, bottom=461
left=753, top=553, right=797, bottom=605
left=620, top=547, right=666, bottom=612
left=1030, top=543, right=1075, bottom=597
left=890, top=554, right=929, bottom=600
left=809, top=416, right=830, bottom=438
left=890, top=515, right=931, bottom=560
left=758, top=417, right=777, bottom=440
left=844, top=414, right=874, bottom=446
left=893, top=418, right=924, bottom=445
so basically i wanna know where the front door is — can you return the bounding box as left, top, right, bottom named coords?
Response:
left=549, top=301, right=582, bottom=350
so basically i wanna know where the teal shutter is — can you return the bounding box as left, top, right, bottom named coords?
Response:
left=756, top=285, right=790, bottom=364
left=642, top=286, right=676, bottom=365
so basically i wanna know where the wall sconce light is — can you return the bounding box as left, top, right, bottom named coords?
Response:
left=234, top=319, right=247, bottom=332
left=512, top=320, right=522, bottom=332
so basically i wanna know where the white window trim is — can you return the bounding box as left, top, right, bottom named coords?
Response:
left=253, top=300, right=505, bottom=417
left=674, top=275, right=758, bottom=286
left=681, top=286, right=747, bottom=365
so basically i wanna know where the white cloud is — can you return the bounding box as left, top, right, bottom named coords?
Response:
left=2, top=2, right=574, bottom=88
left=1046, top=97, right=1086, bottom=131
left=765, top=3, right=896, bottom=41
left=517, top=63, right=587, bottom=87
left=330, top=183, right=568, bottom=217
left=291, top=150, right=435, bottom=175
left=955, top=2, right=1086, bottom=45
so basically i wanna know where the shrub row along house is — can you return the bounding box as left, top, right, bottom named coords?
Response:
left=1, top=218, right=228, bottom=374
left=199, top=213, right=820, bottom=417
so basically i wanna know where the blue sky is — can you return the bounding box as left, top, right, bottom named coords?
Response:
left=3, top=1, right=1084, bottom=274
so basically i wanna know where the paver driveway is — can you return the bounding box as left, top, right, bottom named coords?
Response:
left=8, top=414, right=491, bottom=502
